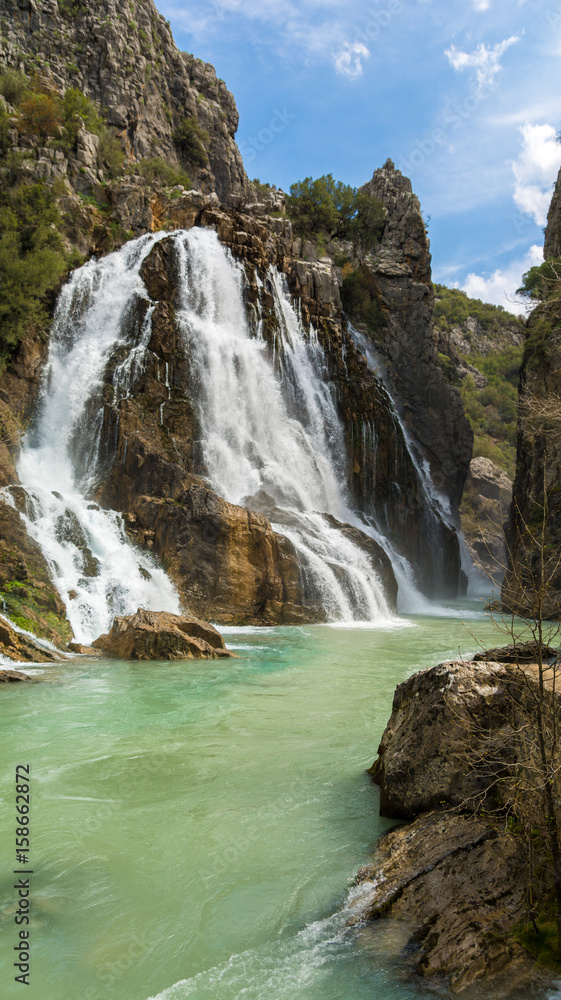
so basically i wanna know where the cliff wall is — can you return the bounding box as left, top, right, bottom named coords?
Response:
left=503, top=166, right=561, bottom=617
left=0, top=0, right=251, bottom=204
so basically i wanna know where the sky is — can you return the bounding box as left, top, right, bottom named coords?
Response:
left=157, top=0, right=561, bottom=315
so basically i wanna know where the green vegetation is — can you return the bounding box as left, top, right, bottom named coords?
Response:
left=434, top=283, right=525, bottom=476
left=17, top=89, right=62, bottom=144
left=460, top=352, right=521, bottom=475
left=0, top=178, right=75, bottom=360
left=0, top=103, right=11, bottom=155
left=433, top=283, right=524, bottom=333
left=173, top=116, right=209, bottom=168
left=252, top=178, right=276, bottom=199
left=0, top=67, right=28, bottom=106
left=98, top=129, right=125, bottom=177
left=286, top=174, right=385, bottom=252
left=513, top=919, right=561, bottom=972
left=340, top=265, right=387, bottom=333
left=517, top=258, right=561, bottom=302
left=58, top=0, right=88, bottom=18
left=128, top=156, right=191, bottom=188
left=61, top=87, right=104, bottom=150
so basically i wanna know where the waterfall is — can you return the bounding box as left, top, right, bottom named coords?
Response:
left=12, top=224, right=449, bottom=639
left=173, top=228, right=393, bottom=622
left=14, top=234, right=181, bottom=644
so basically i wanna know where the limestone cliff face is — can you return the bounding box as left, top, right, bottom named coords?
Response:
left=358, top=160, right=473, bottom=510
left=503, top=172, right=561, bottom=617
left=0, top=0, right=251, bottom=204
left=460, top=457, right=512, bottom=586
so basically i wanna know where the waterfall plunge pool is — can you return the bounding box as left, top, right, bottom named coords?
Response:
left=1, top=607, right=556, bottom=1000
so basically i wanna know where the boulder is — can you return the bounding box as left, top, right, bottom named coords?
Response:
left=68, top=642, right=101, bottom=656
left=91, top=608, right=233, bottom=660
left=0, top=668, right=34, bottom=682
left=468, top=457, right=512, bottom=505
left=369, top=659, right=522, bottom=819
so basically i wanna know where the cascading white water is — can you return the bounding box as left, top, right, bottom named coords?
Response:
left=173, top=228, right=393, bottom=622
left=14, top=234, right=181, bottom=644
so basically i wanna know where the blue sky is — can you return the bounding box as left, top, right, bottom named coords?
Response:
left=158, top=0, right=561, bottom=314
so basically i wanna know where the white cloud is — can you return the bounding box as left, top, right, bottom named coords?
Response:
left=460, top=244, right=543, bottom=314
left=444, top=35, right=520, bottom=96
left=511, top=123, right=561, bottom=226
left=332, top=41, right=370, bottom=78
left=473, top=0, right=490, bottom=9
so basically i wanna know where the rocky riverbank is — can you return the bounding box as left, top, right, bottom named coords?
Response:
left=348, top=653, right=561, bottom=992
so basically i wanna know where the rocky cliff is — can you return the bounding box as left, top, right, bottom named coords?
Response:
left=0, top=0, right=251, bottom=205
left=503, top=166, right=561, bottom=617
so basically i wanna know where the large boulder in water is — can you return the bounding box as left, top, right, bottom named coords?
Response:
left=92, top=608, right=233, bottom=661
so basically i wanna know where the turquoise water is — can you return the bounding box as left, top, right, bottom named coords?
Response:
left=0, top=606, right=557, bottom=1000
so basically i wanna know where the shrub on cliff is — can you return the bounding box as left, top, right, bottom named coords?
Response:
left=0, top=181, right=70, bottom=360
left=340, top=265, right=387, bottom=333
left=0, top=68, right=28, bottom=107
left=17, top=90, right=63, bottom=144
left=98, top=130, right=125, bottom=178
left=173, top=117, right=209, bottom=168
left=0, top=104, right=11, bottom=156
left=129, top=157, right=191, bottom=189
left=61, top=88, right=104, bottom=151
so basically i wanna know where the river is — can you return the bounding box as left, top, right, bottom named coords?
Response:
left=2, top=605, right=559, bottom=1000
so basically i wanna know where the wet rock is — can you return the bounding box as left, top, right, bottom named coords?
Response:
left=0, top=668, right=34, bottom=682
left=323, top=514, right=398, bottom=609
left=68, top=642, right=101, bottom=655
left=91, top=607, right=233, bottom=660
left=0, top=500, right=73, bottom=647
left=359, top=160, right=473, bottom=512
left=348, top=811, right=530, bottom=993
left=0, top=615, right=63, bottom=664
left=55, top=509, right=88, bottom=549
left=80, top=546, right=101, bottom=578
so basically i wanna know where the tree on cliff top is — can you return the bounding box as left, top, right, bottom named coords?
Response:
left=287, top=174, right=385, bottom=252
